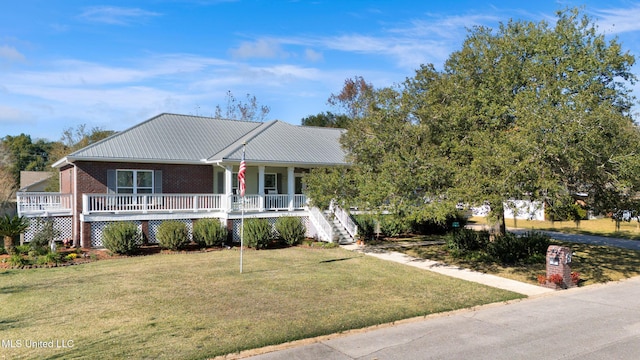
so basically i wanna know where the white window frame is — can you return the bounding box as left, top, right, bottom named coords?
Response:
left=116, top=170, right=154, bottom=194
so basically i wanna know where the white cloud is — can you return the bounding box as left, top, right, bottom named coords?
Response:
left=78, top=6, right=161, bottom=25
left=0, top=105, right=32, bottom=123
left=0, top=45, right=26, bottom=62
left=592, top=5, right=640, bottom=34
left=229, top=39, right=289, bottom=59
left=305, top=48, right=323, bottom=62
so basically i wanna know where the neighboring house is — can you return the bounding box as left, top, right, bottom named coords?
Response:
left=17, top=113, right=355, bottom=248
left=20, top=171, right=53, bottom=192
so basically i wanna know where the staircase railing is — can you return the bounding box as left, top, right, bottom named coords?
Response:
left=309, top=207, right=334, bottom=242
left=332, top=203, right=358, bottom=240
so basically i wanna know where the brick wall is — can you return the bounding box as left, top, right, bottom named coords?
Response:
left=75, top=161, right=214, bottom=195
left=545, top=245, right=574, bottom=289
left=74, top=161, right=214, bottom=246
left=59, top=165, right=73, bottom=193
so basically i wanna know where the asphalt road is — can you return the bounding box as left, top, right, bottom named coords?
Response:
left=247, top=276, right=640, bottom=359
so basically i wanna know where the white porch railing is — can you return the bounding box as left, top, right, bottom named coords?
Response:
left=333, top=204, right=358, bottom=240
left=232, top=194, right=307, bottom=212
left=81, top=193, right=307, bottom=215
left=231, top=195, right=261, bottom=211
left=17, top=192, right=73, bottom=216
left=293, top=195, right=307, bottom=209
left=309, top=207, right=333, bottom=242
left=83, top=194, right=224, bottom=214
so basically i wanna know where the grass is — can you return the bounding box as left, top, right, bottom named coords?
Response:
left=395, top=235, right=640, bottom=286
left=0, top=246, right=521, bottom=359
left=470, top=216, right=640, bottom=240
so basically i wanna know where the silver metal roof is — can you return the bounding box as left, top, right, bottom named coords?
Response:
left=211, top=120, right=348, bottom=165
left=56, top=113, right=348, bottom=167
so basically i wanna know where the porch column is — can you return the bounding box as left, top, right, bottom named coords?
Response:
left=224, top=165, right=233, bottom=212
left=287, top=167, right=295, bottom=211
left=258, top=166, right=265, bottom=211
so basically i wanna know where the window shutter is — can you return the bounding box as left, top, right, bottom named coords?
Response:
left=217, top=171, right=224, bottom=193
left=107, top=170, right=116, bottom=194
left=154, top=170, right=162, bottom=193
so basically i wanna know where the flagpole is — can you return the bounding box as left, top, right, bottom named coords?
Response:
left=239, top=142, right=247, bottom=274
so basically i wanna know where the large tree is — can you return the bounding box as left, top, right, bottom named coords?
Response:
left=306, top=8, right=640, bottom=234
left=300, top=111, right=351, bottom=128
left=1, top=134, right=53, bottom=186
left=411, top=8, right=640, bottom=233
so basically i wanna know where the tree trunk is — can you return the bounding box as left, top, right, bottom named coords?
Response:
left=4, top=235, right=13, bottom=250
left=491, top=214, right=507, bottom=236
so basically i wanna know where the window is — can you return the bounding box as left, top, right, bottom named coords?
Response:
left=265, top=173, right=277, bottom=194
left=117, top=170, right=154, bottom=194
left=232, top=172, right=239, bottom=194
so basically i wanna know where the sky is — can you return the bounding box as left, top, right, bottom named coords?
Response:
left=2, top=0, right=640, bottom=142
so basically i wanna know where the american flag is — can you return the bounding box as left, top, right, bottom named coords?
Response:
left=238, top=146, right=246, bottom=197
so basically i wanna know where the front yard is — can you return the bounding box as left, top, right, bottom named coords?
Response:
left=0, top=246, right=521, bottom=359
left=383, top=229, right=640, bottom=287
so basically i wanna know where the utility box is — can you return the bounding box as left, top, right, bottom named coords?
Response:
left=545, top=245, right=574, bottom=289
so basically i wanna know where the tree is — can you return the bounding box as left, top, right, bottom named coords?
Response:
left=305, top=8, right=640, bottom=236
left=47, top=125, right=115, bottom=191
left=410, top=8, right=640, bottom=234
left=328, top=76, right=376, bottom=120
left=214, top=91, right=270, bottom=122
left=1, top=134, right=52, bottom=185
left=301, top=111, right=350, bottom=128
left=0, top=165, right=16, bottom=213
left=0, top=214, right=29, bottom=251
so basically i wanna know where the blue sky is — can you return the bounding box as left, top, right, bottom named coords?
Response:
left=2, top=0, right=640, bottom=141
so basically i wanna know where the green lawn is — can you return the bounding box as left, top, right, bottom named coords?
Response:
left=0, top=247, right=521, bottom=359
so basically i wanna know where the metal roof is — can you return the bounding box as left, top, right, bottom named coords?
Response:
left=210, top=120, right=348, bottom=165
left=55, top=113, right=348, bottom=167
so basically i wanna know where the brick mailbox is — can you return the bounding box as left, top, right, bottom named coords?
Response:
left=545, top=245, right=574, bottom=289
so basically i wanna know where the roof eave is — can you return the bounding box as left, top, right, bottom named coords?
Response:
left=56, top=156, right=210, bottom=166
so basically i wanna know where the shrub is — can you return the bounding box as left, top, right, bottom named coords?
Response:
left=243, top=218, right=272, bottom=249
left=379, top=215, right=411, bottom=238
left=353, top=215, right=376, bottom=240
left=102, top=222, right=141, bottom=255
left=548, top=274, right=564, bottom=286
left=157, top=221, right=190, bottom=251
left=486, top=233, right=526, bottom=264
left=571, top=271, right=580, bottom=285
left=275, top=217, right=306, bottom=246
left=447, top=229, right=489, bottom=252
left=9, top=253, right=26, bottom=267
left=487, top=231, right=550, bottom=264
left=193, top=219, right=228, bottom=247
left=30, top=218, right=60, bottom=255
left=13, top=244, right=31, bottom=256
left=520, top=231, right=551, bottom=257
left=37, top=252, right=62, bottom=265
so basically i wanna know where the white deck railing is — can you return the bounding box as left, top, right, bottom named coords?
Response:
left=333, top=204, right=358, bottom=240
left=309, top=207, right=333, bottom=242
left=17, top=192, right=73, bottom=216
left=84, top=194, right=224, bottom=214
left=20, top=193, right=308, bottom=216
left=82, top=193, right=307, bottom=215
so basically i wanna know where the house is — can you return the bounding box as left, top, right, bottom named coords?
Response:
left=20, top=171, right=54, bottom=192
left=17, top=113, right=355, bottom=248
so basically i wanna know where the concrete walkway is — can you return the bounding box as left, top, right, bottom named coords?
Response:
left=341, top=244, right=553, bottom=296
